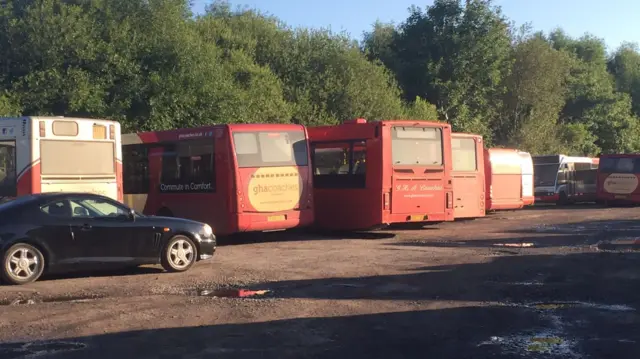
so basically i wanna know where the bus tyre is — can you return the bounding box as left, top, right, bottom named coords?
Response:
left=161, top=235, right=197, bottom=273
left=157, top=208, right=173, bottom=217
left=1, top=243, right=45, bottom=285
left=558, top=192, right=569, bottom=205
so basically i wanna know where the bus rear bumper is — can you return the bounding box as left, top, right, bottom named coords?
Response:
left=534, top=194, right=559, bottom=203
left=237, top=210, right=314, bottom=232
left=384, top=212, right=453, bottom=224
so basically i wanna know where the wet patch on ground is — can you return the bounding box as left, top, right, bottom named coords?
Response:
left=0, top=341, right=86, bottom=358
left=479, top=301, right=637, bottom=357
left=0, top=294, right=106, bottom=306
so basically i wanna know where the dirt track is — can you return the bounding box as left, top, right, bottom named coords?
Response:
left=1, top=204, right=640, bottom=358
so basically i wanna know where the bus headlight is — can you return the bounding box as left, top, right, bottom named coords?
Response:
left=202, top=224, right=213, bottom=237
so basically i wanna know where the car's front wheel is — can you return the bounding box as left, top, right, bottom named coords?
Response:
left=1, top=243, right=45, bottom=285
left=161, top=235, right=197, bottom=272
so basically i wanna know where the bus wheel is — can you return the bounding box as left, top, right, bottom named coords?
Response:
left=156, top=208, right=173, bottom=217
left=1, top=243, right=46, bottom=285
left=161, top=235, right=197, bottom=272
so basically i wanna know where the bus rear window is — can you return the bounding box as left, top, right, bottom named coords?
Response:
left=233, top=131, right=308, bottom=168
left=452, top=137, right=477, bottom=172
left=0, top=140, right=16, bottom=196
left=41, top=140, right=115, bottom=176
left=599, top=157, right=640, bottom=174
left=391, top=126, right=442, bottom=166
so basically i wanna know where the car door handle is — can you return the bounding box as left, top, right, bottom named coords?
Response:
left=80, top=224, right=92, bottom=231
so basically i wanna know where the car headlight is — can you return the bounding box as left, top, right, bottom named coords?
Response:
left=202, top=224, right=213, bottom=236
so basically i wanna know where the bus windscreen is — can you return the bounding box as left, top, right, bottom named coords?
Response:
left=534, top=163, right=560, bottom=186
left=233, top=130, right=308, bottom=168
left=391, top=126, right=442, bottom=166
left=599, top=157, right=640, bottom=174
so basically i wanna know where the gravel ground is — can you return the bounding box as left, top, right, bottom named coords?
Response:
left=1, top=204, right=640, bottom=359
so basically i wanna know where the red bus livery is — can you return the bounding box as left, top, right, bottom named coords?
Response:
left=597, top=154, right=640, bottom=205
left=0, top=117, right=122, bottom=201
left=451, top=133, right=485, bottom=219
left=484, top=148, right=524, bottom=211
left=122, top=124, right=314, bottom=236
left=309, top=118, right=454, bottom=231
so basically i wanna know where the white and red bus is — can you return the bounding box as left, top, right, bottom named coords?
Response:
left=122, top=124, right=314, bottom=236
left=0, top=117, right=122, bottom=201
left=597, top=154, right=640, bottom=205
left=533, top=154, right=599, bottom=204
left=518, top=151, right=535, bottom=206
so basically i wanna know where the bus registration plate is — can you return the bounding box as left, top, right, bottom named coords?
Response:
left=410, top=215, right=426, bottom=221
left=615, top=195, right=629, bottom=199
left=267, top=215, right=286, bottom=222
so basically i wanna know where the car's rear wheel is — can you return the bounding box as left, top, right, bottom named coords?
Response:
left=161, top=235, right=197, bottom=272
left=1, top=243, right=45, bottom=285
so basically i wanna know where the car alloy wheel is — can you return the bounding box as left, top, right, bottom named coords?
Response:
left=2, top=243, right=45, bottom=285
left=162, top=235, right=197, bottom=272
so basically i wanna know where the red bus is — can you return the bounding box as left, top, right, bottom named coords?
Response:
left=484, top=148, right=524, bottom=211
left=596, top=154, right=640, bottom=205
left=451, top=133, right=485, bottom=219
left=122, top=124, right=314, bottom=236
left=0, top=117, right=122, bottom=202
left=309, top=119, right=454, bottom=231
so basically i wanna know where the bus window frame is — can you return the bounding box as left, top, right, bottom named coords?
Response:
left=391, top=126, right=443, bottom=167
left=232, top=130, right=309, bottom=168
left=312, top=140, right=367, bottom=189
left=0, top=140, right=17, bottom=197
left=451, top=137, right=477, bottom=172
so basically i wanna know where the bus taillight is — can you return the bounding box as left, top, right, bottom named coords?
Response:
left=446, top=192, right=453, bottom=208
left=383, top=192, right=390, bottom=210
left=109, top=125, right=115, bottom=140
left=39, top=121, right=46, bottom=137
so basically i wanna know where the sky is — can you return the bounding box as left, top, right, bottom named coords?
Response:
left=191, top=0, right=639, bottom=52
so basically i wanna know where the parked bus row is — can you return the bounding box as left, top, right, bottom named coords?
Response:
left=0, top=117, right=638, bottom=237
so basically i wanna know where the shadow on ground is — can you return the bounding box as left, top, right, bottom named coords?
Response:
left=8, top=251, right=640, bottom=359
left=245, top=252, right=640, bottom=305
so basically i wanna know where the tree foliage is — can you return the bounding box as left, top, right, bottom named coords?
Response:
left=0, top=0, right=638, bottom=155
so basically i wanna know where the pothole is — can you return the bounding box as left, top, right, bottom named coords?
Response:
left=0, top=341, right=87, bottom=358
left=0, top=294, right=106, bottom=306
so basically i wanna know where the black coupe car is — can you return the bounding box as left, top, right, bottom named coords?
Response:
left=0, top=192, right=216, bottom=285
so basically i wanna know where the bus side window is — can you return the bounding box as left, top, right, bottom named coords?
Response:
left=160, top=140, right=215, bottom=193
left=123, top=144, right=150, bottom=194
left=312, top=141, right=366, bottom=189
left=0, top=141, right=17, bottom=197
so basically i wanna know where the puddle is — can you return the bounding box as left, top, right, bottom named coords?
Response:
left=0, top=294, right=105, bottom=306
left=493, top=242, right=535, bottom=248
left=198, top=288, right=271, bottom=298
left=479, top=333, right=577, bottom=357
left=526, top=301, right=635, bottom=312
left=0, top=341, right=86, bottom=358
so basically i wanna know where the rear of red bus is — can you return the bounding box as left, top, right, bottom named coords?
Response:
left=484, top=148, right=524, bottom=211
left=229, top=124, right=314, bottom=232
left=451, top=133, right=485, bottom=219
left=596, top=154, right=640, bottom=205
left=385, top=121, right=454, bottom=224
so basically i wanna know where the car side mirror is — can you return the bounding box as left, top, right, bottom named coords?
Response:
left=129, top=208, right=136, bottom=221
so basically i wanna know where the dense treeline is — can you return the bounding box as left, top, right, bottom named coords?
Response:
left=0, top=0, right=639, bottom=155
